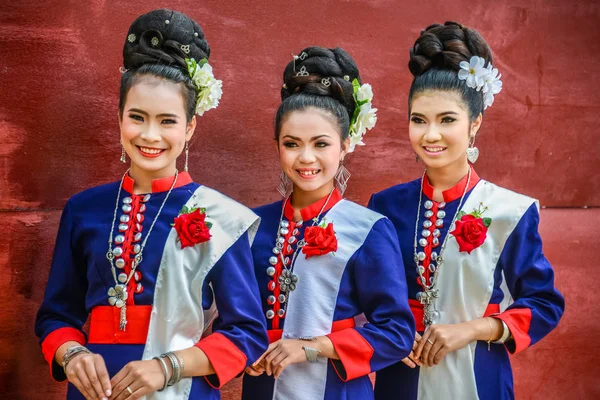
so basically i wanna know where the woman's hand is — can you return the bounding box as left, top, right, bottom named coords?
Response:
left=255, top=339, right=311, bottom=379
left=110, top=359, right=167, bottom=399
left=244, top=358, right=266, bottom=376
left=64, top=352, right=112, bottom=400
left=414, top=322, right=476, bottom=367
left=401, top=332, right=423, bottom=368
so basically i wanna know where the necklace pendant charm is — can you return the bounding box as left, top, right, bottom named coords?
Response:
left=119, top=305, right=127, bottom=331
left=278, top=269, right=298, bottom=292
left=107, top=284, right=128, bottom=308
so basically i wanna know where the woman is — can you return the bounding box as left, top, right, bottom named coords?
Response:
left=241, top=46, right=415, bottom=400
left=34, top=9, right=267, bottom=400
left=369, top=22, right=564, bottom=400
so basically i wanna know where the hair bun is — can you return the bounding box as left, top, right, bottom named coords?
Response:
left=123, top=9, right=210, bottom=72
left=280, top=46, right=360, bottom=120
left=408, top=21, right=492, bottom=77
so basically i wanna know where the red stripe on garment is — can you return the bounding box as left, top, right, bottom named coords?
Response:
left=195, top=332, right=248, bottom=389
left=409, top=300, right=500, bottom=332
left=88, top=305, right=151, bottom=344
left=41, top=327, right=86, bottom=379
left=327, top=328, right=374, bottom=382
left=492, top=307, right=532, bottom=354
left=267, top=317, right=356, bottom=343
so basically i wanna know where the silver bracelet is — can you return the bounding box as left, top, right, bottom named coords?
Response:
left=302, top=346, right=321, bottom=363
left=494, top=320, right=512, bottom=343
left=161, top=352, right=181, bottom=386
left=62, top=345, right=91, bottom=374
left=153, top=356, right=169, bottom=391
left=173, top=351, right=185, bottom=379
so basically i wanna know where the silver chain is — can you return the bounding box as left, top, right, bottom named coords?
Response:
left=276, top=188, right=336, bottom=271
left=106, top=169, right=179, bottom=286
left=413, top=168, right=472, bottom=324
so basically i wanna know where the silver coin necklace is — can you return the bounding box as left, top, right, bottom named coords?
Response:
left=105, top=169, right=178, bottom=330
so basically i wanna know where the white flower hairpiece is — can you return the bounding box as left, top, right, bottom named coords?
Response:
left=348, top=79, right=378, bottom=153
left=458, top=56, right=503, bottom=109
left=185, top=58, right=223, bottom=116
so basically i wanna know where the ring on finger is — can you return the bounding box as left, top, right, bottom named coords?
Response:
left=427, top=339, right=434, bottom=345
left=127, top=386, right=133, bottom=395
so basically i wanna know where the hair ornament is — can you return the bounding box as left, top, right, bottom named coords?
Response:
left=150, top=37, right=160, bottom=47
left=165, top=19, right=170, bottom=25
left=296, top=66, right=309, bottom=77
left=127, top=33, right=136, bottom=43
left=458, top=56, right=503, bottom=109
left=298, top=52, right=308, bottom=61
left=348, top=79, right=377, bottom=153
left=344, top=75, right=350, bottom=81
left=181, top=44, right=190, bottom=54
left=119, top=66, right=128, bottom=74
left=321, top=77, right=331, bottom=87
left=185, top=58, right=223, bottom=116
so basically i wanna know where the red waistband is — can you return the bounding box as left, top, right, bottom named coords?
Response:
left=267, top=317, right=356, bottom=343
left=88, top=306, right=152, bottom=344
left=409, top=299, right=500, bottom=332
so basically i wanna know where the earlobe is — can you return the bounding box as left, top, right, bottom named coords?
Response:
left=186, top=116, right=197, bottom=140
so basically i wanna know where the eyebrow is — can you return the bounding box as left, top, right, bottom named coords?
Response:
left=282, top=134, right=331, bottom=141
left=411, top=111, right=459, bottom=118
left=127, top=108, right=180, bottom=118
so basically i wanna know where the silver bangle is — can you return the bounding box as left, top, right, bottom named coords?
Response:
left=302, top=346, right=321, bottom=363
left=61, top=345, right=91, bottom=374
left=494, top=320, right=512, bottom=343
left=173, top=351, right=185, bottom=379
left=153, top=356, right=169, bottom=391
left=162, top=352, right=181, bottom=386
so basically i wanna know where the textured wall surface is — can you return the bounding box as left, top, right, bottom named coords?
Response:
left=1, top=0, right=599, bottom=399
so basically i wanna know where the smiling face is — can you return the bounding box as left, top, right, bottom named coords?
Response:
left=278, top=108, right=348, bottom=203
left=119, top=76, right=196, bottom=179
left=409, top=90, right=481, bottom=171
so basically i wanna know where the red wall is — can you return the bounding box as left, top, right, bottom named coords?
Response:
left=1, top=1, right=598, bottom=398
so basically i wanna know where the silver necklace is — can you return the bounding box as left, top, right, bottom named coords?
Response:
left=105, top=169, right=179, bottom=330
left=266, top=188, right=336, bottom=319
left=413, top=168, right=472, bottom=326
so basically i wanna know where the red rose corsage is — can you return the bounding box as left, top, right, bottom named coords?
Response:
left=450, top=202, right=492, bottom=254
left=172, top=206, right=212, bottom=249
left=302, top=221, right=338, bottom=259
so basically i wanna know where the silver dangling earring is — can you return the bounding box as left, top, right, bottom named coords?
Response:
left=334, top=160, right=351, bottom=195
left=184, top=141, right=190, bottom=172
left=120, top=144, right=127, bottom=163
left=466, top=136, right=479, bottom=163
left=277, top=172, right=292, bottom=198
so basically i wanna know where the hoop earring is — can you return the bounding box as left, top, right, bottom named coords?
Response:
left=277, top=172, right=292, bottom=198
left=466, top=136, right=479, bottom=163
left=334, top=160, right=351, bottom=195
left=184, top=141, right=189, bottom=172
left=120, top=144, right=127, bottom=163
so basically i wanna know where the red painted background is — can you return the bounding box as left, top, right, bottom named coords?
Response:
left=1, top=0, right=598, bottom=399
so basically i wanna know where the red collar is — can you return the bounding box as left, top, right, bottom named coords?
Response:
left=122, top=171, right=193, bottom=194
left=422, top=168, right=480, bottom=203
left=283, top=189, right=343, bottom=221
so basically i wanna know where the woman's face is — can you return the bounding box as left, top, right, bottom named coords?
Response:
left=409, top=90, right=481, bottom=171
left=278, top=108, right=348, bottom=198
left=119, top=77, right=195, bottom=178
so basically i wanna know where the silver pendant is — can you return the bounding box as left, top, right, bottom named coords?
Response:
left=107, top=284, right=128, bottom=308
left=278, top=269, right=298, bottom=292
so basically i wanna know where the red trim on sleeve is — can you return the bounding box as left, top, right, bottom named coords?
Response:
left=41, top=327, right=86, bottom=380
left=326, top=328, right=373, bottom=382
left=195, top=332, right=247, bottom=389
left=493, top=307, right=532, bottom=354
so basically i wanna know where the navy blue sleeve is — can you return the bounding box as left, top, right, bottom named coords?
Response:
left=494, top=204, right=564, bottom=354
left=34, top=200, right=88, bottom=380
left=196, top=231, right=268, bottom=388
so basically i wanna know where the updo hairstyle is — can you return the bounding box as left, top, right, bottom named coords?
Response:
left=408, top=21, right=492, bottom=121
left=119, top=9, right=210, bottom=122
